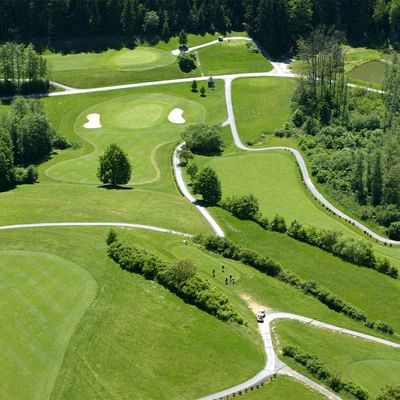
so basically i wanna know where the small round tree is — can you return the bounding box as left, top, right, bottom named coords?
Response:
left=97, top=144, right=132, bottom=186
left=193, top=167, right=221, bottom=205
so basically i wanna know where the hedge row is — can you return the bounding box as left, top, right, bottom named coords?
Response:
left=195, top=235, right=395, bottom=336
left=282, top=346, right=369, bottom=400
left=107, top=239, right=245, bottom=325
left=287, top=220, right=398, bottom=279
left=220, top=194, right=398, bottom=279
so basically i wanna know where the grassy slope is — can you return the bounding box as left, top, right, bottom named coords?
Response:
left=232, top=77, right=295, bottom=143
left=0, top=251, right=97, bottom=400
left=0, top=228, right=263, bottom=400
left=239, top=376, right=325, bottom=400
left=274, top=320, right=400, bottom=397
left=197, top=40, right=273, bottom=76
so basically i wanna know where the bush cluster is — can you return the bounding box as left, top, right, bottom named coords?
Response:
left=107, top=239, right=244, bottom=325
left=282, top=346, right=369, bottom=400
left=181, top=123, right=224, bottom=155
left=221, top=194, right=259, bottom=220
left=287, top=220, right=398, bottom=279
left=196, top=235, right=395, bottom=335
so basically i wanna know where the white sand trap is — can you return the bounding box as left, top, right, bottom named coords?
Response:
left=168, top=108, right=185, bottom=124
left=84, top=113, right=102, bottom=129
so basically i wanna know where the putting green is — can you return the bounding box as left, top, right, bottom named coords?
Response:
left=0, top=250, right=97, bottom=400
left=46, top=93, right=206, bottom=185
left=348, top=360, right=400, bottom=396
left=46, top=47, right=175, bottom=73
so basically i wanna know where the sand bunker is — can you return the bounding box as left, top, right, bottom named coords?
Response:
left=84, top=113, right=102, bottom=129
left=168, top=108, right=185, bottom=124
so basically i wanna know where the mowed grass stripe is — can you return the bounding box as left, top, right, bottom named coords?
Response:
left=0, top=251, right=97, bottom=400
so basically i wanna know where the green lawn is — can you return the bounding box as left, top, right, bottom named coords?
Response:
left=46, top=35, right=271, bottom=88
left=274, top=320, right=400, bottom=397
left=0, top=228, right=264, bottom=400
left=232, top=77, right=296, bottom=145
left=239, top=376, right=325, bottom=400
left=0, top=83, right=227, bottom=235
left=197, top=40, right=273, bottom=76
left=0, top=250, right=97, bottom=400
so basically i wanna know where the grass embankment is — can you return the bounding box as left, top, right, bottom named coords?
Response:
left=274, top=320, right=400, bottom=398
left=0, top=228, right=263, bottom=400
left=239, top=376, right=326, bottom=400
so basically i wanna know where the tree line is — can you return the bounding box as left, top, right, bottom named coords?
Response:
left=196, top=234, right=395, bottom=336
left=0, top=96, right=69, bottom=191
left=0, top=42, right=48, bottom=95
left=1, top=1, right=399, bottom=54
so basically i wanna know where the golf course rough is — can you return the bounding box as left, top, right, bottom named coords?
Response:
left=47, top=93, right=206, bottom=185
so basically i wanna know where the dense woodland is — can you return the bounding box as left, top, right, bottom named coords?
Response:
left=288, top=28, right=400, bottom=237
left=1, top=1, right=400, bottom=54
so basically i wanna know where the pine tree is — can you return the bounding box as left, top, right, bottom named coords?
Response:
left=371, top=152, right=383, bottom=206
left=352, top=152, right=366, bottom=204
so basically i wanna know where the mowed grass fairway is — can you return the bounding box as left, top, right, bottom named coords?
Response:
left=47, top=93, right=205, bottom=184
left=274, top=320, right=400, bottom=397
left=232, top=78, right=295, bottom=144
left=0, top=250, right=96, bottom=400
left=197, top=40, right=273, bottom=76
left=0, top=228, right=263, bottom=400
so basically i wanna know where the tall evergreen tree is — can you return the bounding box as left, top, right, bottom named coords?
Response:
left=371, top=152, right=383, bottom=206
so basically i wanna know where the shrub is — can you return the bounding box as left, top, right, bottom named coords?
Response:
left=52, top=133, right=71, bottom=149
left=192, top=167, right=222, bottom=205
left=388, top=221, right=400, bottom=240
left=108, top=239, right=244, bottom=324
left=271, top=214, right=287, bottom=233
left=14, top=165, right=38, bottom=184
left=187, top=163, right=198, bottom=180
left=221, top=194, right=260, bottom=220
left=178, top=53, right=196, bottom=72
left=182, top=123, right=223, bottom=155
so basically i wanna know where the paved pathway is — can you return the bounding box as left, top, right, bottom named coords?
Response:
left=173, top=143, right=225, bottom=237
left=199, top=311, right=400, bottom=400
left=0, top=222, right=192, bottom=237
left=171, top=36, right=252, bottom=56
left=223, top=76, right=400, bottom=245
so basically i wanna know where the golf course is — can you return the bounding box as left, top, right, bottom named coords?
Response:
left=1, top=18, right=400, bottom=400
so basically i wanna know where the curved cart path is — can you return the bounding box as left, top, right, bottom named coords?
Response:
left=0, top=222, right=192, bottom=237
left=224, top=76, right=400, bottom=245
left=173, top=143, right=225, bottom=237
left=199, top=311, right=400, bottom=400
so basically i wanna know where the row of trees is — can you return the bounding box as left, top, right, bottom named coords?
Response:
left=196, top=234, right=395, bottom=335
left=0, top=97, right=66, bottom=191
left=107, top=233, right=244, bottom=324
left=282, top=346, right=369, bottom=399
left=1, top=1, right=400, bottom=54
left=0, top=43, right=48, bottom=95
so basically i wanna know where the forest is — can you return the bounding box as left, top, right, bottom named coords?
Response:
left=0, top=1, right=399, bottom=54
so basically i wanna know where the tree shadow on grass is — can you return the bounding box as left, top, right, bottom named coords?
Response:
left=98, top=184, right=133, bottom=191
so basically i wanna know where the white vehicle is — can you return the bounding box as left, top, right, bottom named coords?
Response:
left=259, top=309, right=266, bottom=317
left=256, top=312, right=265, bottom=323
